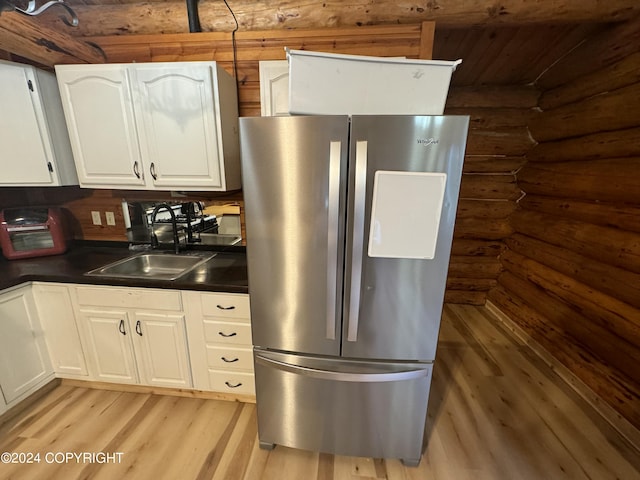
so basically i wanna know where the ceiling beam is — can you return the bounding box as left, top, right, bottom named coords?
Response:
left=0, top=12, right=105, bottom=65
left=37, top=0, right=640, bottom=37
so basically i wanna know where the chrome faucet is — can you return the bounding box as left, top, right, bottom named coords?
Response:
left=150, top=203, right=181, bottom=254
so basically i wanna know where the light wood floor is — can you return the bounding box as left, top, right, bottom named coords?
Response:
left=1, top=305, right=639, bottom=479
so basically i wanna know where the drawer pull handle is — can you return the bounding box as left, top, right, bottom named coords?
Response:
left=221, top=356, right=239, bottom=363
left=118, top=319, right=126, bottom=335
left=225, top=381, right=242, bottom=388
left=135, top=320, right=142, bottom=336
left=217, top=304, right=236, bottom=310
left=218, top=331, right=237, bottom=338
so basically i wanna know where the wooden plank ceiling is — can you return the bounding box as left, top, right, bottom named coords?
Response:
left=1, top=0, right=637, bottom=85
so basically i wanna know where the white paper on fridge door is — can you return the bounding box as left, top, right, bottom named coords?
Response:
left=368, top=171, right=447, bottom=259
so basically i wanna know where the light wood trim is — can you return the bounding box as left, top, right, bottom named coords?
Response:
left=60, top=378, right=256, bottom=403
left=418, top=21, right=435, bottom=59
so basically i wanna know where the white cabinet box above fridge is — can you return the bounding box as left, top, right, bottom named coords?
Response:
left=287, top=49, right=462, bottom=115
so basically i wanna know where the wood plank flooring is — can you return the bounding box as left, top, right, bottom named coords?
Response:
left=1, top=305, right=639, bottom=479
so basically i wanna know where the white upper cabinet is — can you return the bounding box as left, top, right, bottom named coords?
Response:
left=259, top=60, right=290, bottom=116
left=55, top=62, right=240, bottom=191
left=0, top=61, right=78, bottom=187
left=55, top=65, right=144, bottom=187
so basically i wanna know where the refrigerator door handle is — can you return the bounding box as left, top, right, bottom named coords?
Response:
left=255, top=354, right=429, bottom=383
left=347, top=140, right=368, bottom=342
left=326, top=141, right=342, bottom=340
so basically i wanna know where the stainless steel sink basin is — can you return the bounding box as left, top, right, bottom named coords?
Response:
left=85, top=251, right=216, bottom=281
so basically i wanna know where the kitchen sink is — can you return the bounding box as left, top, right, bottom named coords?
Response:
left=85, top=251, right=216, bottom=281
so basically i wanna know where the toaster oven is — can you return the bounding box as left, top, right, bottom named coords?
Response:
left=0, top=207, right=69, bottom=260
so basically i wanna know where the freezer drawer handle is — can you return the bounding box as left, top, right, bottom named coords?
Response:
left=255, top=354, right=429, bottom=383
left=216, top=304, right=236, bottom=310
left=218, top=331, right=237, bottom=337
left=225, top=381, right=243, bottom=388
left=221, top=356, right=239, bottom=363
left=326, top=140, right=342, bottom=341
left=347, top=140, right=368, bottom=342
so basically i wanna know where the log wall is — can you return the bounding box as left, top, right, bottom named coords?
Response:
left=444, top=86, right=535, bottom=305
left=0, top=23, right=535, bottom=305
left=487, top=18, right=640, bottom=431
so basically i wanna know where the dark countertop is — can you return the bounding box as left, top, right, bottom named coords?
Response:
left=0, top=242, right=248, bottom=294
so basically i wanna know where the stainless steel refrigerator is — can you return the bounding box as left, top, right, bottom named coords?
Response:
left=240, top=115, right=469, bottom=466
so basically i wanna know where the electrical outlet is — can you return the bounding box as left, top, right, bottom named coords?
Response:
left=105, top=211, right=116, bottom=226
left=91, top=211, right=102, bottom=225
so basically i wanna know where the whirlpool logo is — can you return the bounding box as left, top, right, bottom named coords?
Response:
left=417, top=138, right=439, bottom=146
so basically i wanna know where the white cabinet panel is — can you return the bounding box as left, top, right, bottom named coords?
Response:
left=56, top=65, right=144, bottom=187
left=133, top=312, right=192, bottom=388
left=208, top=370, right=255, bottom=396
left=72, top=285, right=192, bottom=390
left=0, top=285, right=53, bottom=403
left=259, top=60, right=290, bottom=117
left=33, top=283, right=88, bottom=378
left=183, top=290, right=254, bottom=396
left=55, top=62, right=240, bottom=191
left=0, top=61, right=77, bottom=186
left=81, top=309, right=138, bottom=384
left=135, top=65, right=223, bottom=189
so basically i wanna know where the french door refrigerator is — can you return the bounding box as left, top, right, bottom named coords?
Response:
left=240, top=115, right=469, bottom=466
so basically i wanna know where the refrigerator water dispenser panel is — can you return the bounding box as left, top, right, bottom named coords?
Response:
left=368, top=171, right=447, bottom=259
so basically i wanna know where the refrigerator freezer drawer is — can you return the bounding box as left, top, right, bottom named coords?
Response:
left=254, top=349, right=433, bottom=463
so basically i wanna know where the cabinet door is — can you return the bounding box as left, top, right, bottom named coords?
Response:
left=56, top=65, right=145, bottom=188
left=133, top=64, right=224, bottom=189
left=33, top=284, right=88, bottom=378
left=80, top=309, right=138, bottom=384
left=259, top=60, right=290, bottom=117
left=0, top=286, right=53, bottom=404
left=0, top=63, right=55, bottom=185
left=132, top=312, right=192, bottom=388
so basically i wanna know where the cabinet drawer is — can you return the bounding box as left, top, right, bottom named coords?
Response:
left=206, top=345, right=254, bottom=372
left=203, top=320, right=252, bottom=345
left=200, top=293, right=250, bottom=320
left=76, top=286, right=182, bottom=311
left=208, top=369, right=255, bottom=395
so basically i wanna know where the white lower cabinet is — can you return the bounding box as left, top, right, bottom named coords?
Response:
left=0, top=284, right=54, bottom=405
left=32, top=283, right=88, bottom=378
left=81, top=309, right=138, bottom=384
left=184, top=291, right=255, bottom=396
left=73, top=286, right=192, bottom=389
left=0, top=282, right=252, bottom=417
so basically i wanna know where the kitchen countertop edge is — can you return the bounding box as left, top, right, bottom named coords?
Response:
left=0, top=241, right=249, bottom=294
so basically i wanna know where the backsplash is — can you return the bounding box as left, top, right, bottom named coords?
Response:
left=0, top=187, right=245, bottom=244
